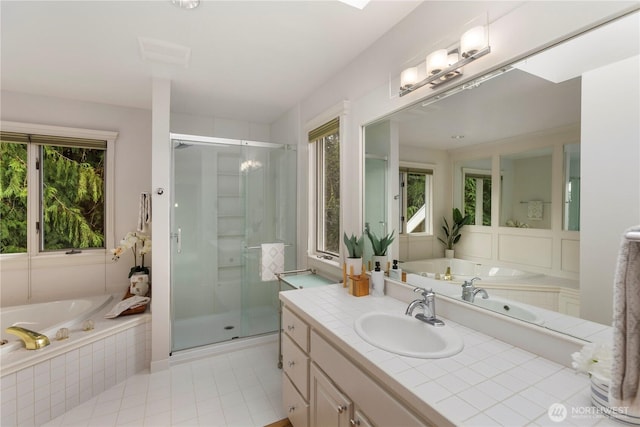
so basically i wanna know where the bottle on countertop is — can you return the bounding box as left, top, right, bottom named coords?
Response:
left=370, top=261, right=384, bottom=297
left=389, top=259, right=402, bottom=281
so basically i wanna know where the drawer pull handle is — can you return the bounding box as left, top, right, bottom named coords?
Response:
left=288, top=405, right=296, bottom=413
left=350, top=419, right=361, bottom=426
left=287, top=325, right=295, bottom=332
left=337, top=405, right=347, bottom=414
left=288, top=360, right=295, bottom=367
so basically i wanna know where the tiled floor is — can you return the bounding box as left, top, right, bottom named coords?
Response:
left=43, top=340, right=286, bottom=427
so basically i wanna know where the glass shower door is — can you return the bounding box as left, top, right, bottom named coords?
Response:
left=171, top=136, right=296, bottom=353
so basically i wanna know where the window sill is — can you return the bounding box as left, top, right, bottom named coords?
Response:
left=1, top=250, right=108, bottom=268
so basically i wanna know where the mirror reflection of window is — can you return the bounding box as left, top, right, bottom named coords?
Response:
left=563, top=143, right=580, bottom=231
left=500, top=147, right=553, bottom=229
left=399, top=167, right=432, bottom=234
left=463, top=168, right=492, bottom=226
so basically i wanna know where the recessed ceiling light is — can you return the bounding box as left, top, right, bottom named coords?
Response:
left=338, top=0, right=370, bottom=10
left=171, top=0, right=200, bottom=10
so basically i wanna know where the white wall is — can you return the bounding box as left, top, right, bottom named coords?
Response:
left=0, top=91, right=152, bottom=305
left=580, top=55, right=640, bottom=324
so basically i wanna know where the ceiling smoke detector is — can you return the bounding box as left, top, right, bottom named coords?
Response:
left=171, top=0, right=200, bottom=10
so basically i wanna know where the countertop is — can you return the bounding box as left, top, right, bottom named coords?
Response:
left=280, top=284, right=618, bottom=426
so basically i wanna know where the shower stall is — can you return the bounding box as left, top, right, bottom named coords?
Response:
left=170, top=134, right=296, bottom=352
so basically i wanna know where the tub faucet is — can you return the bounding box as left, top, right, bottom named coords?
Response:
left=461, top=277, right=489, bottom=303
left=405, top=287, right=445, bottom=327
left=5, top=326, right=51, bottom=350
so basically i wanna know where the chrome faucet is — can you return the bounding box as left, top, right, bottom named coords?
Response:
left=405, top=287, right=445, bottom=326
left=5, top=326, right=51, bottom=350
left=461, top=277, right=489, bottom=303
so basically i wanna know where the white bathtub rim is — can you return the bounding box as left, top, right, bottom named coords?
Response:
left=1, top=294, right=114, bottom=355
left=0, top=293, right=150, bottom=377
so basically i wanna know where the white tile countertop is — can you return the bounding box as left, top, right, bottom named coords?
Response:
left=280, top=283, right=620, bottom=426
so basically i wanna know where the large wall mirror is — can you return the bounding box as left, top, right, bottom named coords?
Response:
left=363, top=12, right=638, bottom=341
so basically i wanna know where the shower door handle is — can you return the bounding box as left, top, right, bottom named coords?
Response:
left=171, top=228, right=182, bottom=253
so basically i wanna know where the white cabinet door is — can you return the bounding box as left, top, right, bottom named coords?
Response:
left=310, top=363, right=352, bottom=427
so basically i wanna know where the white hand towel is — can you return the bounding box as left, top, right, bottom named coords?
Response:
left=137, top=192, right=151, bottom=233
left=261, top=243, right=285, bottom=281
left=527, top=200, right=543, bottom=220
left=104, top=296, right=151, bottom=319
left=609, top=225, right=640, bottom=416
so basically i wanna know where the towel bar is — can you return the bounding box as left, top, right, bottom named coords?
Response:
left=626, top=231, right=640, bottom=241
left=246, top=244, right=292, bottom=250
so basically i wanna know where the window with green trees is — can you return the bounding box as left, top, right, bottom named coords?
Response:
left=310, top=118, right=340, bottom=256
left=464, top=172, right=492, bottom=226
left=1, top=132, right=106, bottom=254
left=399, top=167, right=433, bottom=234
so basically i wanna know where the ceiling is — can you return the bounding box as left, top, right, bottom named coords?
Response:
left=0, top=0, right=421, bottom=124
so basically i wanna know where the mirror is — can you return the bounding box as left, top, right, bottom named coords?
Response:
left=500, top=147, right=553, bottom=229
left=564, top=143, right=581, bottom=231
left=363, top=12, right=639, bottom=341
left=454, top=158, right=492, bottom=226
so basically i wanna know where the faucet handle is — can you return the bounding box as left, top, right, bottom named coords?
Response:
left=413, top=287, right=433, bottom=298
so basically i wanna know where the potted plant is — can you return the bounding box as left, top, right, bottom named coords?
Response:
left=112, top=231, right=152, bottom=295
left=343, top=232, right=364, bottom=276
left=365, top=225, right=395, bottom=272
left=438, top=208, right=470, bottom=258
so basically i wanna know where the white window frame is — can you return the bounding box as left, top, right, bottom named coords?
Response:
left=306, top=102, right=349, bottom=262
left=399, top=161, right=434, bottom=236
left=1, top=121, right=117, bottom=262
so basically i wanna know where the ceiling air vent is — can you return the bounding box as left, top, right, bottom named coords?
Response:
left=138, top=37, right=191, bottom=68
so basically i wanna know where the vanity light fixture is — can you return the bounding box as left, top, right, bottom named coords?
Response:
left=171, top=0, right=200, bottom=9
left=460, top=26, right=488, bottom=58
left=399, top=24, right=490, bottom=97
left=400, top=67, right=419, bottom=90
left=426, top=49, right=448, bottom=76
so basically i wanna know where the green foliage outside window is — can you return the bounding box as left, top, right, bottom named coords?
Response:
left=323, top=133, right=340, bottom=254
left=0, top=140, right=105, bottom=253
left=464, top=176, right=491, bottom=226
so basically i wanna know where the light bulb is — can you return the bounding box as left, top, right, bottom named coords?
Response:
left=400, top=67, right=418, bottom=90
left=460, top=26, right=488, bottom=58
left=426, top=49, right=448, bottom=75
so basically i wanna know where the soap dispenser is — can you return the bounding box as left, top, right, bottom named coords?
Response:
left=389, top=259, right=402, bottom=281
left=371, top=262, right=384, bottom=297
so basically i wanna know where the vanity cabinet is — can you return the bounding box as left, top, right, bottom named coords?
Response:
left=282, top=307, right=311, bottom=427
left=281, top=304, right=429, bottom=427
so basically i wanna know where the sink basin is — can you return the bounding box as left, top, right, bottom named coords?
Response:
left=459, top=296, right=544, bottom=325
left=354, top=312, right=463, bottom=359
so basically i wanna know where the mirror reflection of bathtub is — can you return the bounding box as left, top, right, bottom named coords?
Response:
left=401, top=258, right=541, bottom=282
left=401, top=257, right=581, bottom=323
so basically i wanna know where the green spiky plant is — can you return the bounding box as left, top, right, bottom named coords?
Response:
left=364, top=225, right=395, bottom=256
left=343, top=232, right=364, bottom=258
left=438, top=208, right=471, bottom=250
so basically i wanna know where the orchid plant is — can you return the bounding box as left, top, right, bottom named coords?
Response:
left=111, top=231, right=151, bottom=277
left=571, top=342, right=612, bottom=381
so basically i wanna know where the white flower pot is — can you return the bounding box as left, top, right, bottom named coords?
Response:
left=345, top=258, right=363, bottom=277
left=130, top=273, right=150, bottom=296
left=445, top=249, right=454, bottom=259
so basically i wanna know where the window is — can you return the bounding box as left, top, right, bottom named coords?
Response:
left=463, top=169, right=492, bottom=226
left=399, top=167, right=432, bottom=234
left=310, top=118, right=340, bottom=256
left=1, top=128, right=113, bottom=254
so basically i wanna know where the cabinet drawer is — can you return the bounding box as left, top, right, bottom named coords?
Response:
left=283, top=333, right=310, bottom=400
left=283, top=373, right=309, bottom=427
left=283, top=307, right=310, bottom=351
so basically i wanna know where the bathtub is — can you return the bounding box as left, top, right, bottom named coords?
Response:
left=1, top=294, right=113, bottom=355
left=401, top=258, right=541, bottom=282
left=0, top=294, right=150, bottom=426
